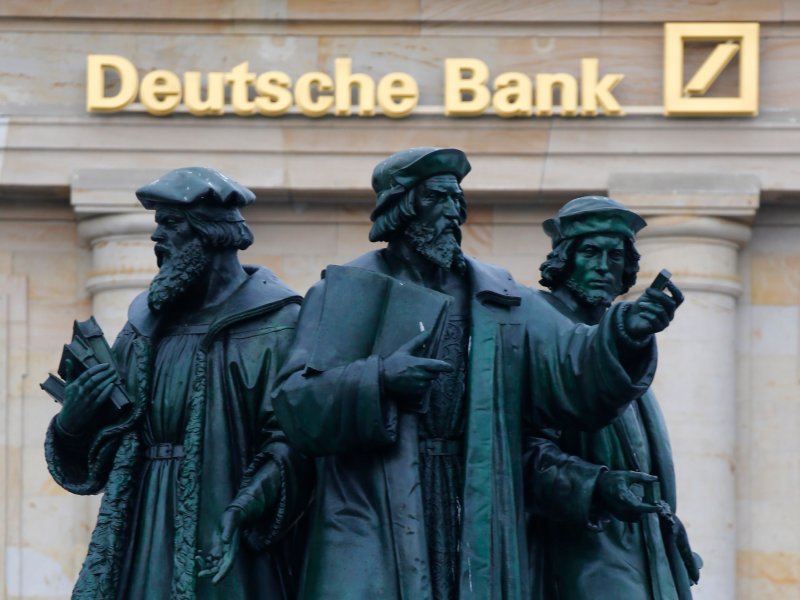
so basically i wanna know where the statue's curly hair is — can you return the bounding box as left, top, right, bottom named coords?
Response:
left=539, top=235, right=641, bottom=294
left=183, top=210, right=254, bottom=251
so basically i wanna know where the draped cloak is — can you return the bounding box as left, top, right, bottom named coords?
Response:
left=44, top=266, right=312, bottom=600
left=525, top=291, right=697, bottom=600
left=273, top=250, right=659, bottom=600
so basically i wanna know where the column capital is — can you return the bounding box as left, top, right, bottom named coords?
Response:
left=71, top=168, right=163, bottom=217
left=608, top=172, right=760, bottom=222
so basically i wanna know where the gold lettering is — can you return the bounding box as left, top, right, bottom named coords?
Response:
left=334, top=58, right=375, bottom=117
left=295, top=72, right=334, bottom=117
left=225, top=62, right=257, bottom=116
left=255, top=71, right=293, bottom=116
left=444, top=58, right=490, bottom=116
left=377, top=73, right=418, bottom=118
left=139, top=70, right=181, bottom=116
left=183, top=71, right=225, bottom=116
left=535, top=73, right=578, bottom=117
left=580, top=58, right=624, bottom=116
left=493, top=72, right=532, bottom=117
left=86, top=54, right=138, bottom=113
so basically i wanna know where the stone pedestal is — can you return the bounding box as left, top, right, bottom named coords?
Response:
left=610, top=173, right=759, bottom=600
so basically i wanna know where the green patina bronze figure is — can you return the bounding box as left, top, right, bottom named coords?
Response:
left=273, top=148, right=684, bottom=600
left=44, top=168, right=311, bottom=599
left=526, top=196, right=701, bottom=599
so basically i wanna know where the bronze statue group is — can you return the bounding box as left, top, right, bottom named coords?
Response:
left=45, top=149, right=701, bottom=600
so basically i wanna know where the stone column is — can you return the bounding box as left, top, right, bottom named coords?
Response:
left=609, top=173, right=759, bottom=600
left=77, top=213, right=157, bottom=339
left=72, top=169, right=161, bottom=339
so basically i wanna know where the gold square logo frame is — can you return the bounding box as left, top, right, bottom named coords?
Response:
left=664, top=22, right=759, bottom=117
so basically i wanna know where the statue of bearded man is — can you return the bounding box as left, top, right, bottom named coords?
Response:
left=273, top=149, right=681, bottom=600
left=45, top=167, right=312, bottom=600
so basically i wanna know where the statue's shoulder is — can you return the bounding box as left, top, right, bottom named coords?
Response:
left=519, top=287, right=576, bottom=323
left=340, top=250, right=387, bottom=273
left=227, top=266, right=302, bottom=331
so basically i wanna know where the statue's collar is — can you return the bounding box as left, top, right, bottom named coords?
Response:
left=464, top=255, right=521, bottom=307
left=127, top=265, right=301, bottom=339
left=342, top=250, right=521, bottom=308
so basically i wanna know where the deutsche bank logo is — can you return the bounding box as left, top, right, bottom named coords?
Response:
left=663, top=22, right=759, bottom=116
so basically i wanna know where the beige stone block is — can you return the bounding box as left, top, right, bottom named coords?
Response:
left=335, top=223, right=376, bottom=258
left=337, top=205, right=375, bottom=225
left=288, top=0, right=420, bottom=20
left=238, top=253, right=284, bottom=277
left=287, top=20, right=420, bottom=36
left=737, top=550, right=800, bottom=597
left=493, top=205, right=553, bottom=225
left=491, top=223, right=550, bottom=258
left=750, top=255, right=800, bottom=306
left=0, top=221, right=78, bottom=252
left=9, top=120, right=284, bottom=154
left=749, top=305, right=798, bottom=356
left=758, top=37, right=800, bottom=111
left=26, top=302, right=88, bottom=351
left=460, top=223, right=492, bottom=258
left=279, top=254, right=332, bottom=294
left=601, top=0, right=782, bottom=22
left=247, top=222, right=337, bottom=255
left=282, top=121, right=548, bottom=156
left=421, top=0, right=601, bottom=22
left=0, top=0, right=287, bottom=20
left=482, top=254, right=540, bottom=287
left=750, top=223, right=800, bottom=255
left=463, top=205, right=491, bottom=225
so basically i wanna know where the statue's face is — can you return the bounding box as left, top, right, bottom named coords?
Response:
left=403, top=174, right=466, bottom=271
left=566, top=234, right=626, bottom=307
left=151, top=207, right=196, bottom=268
left=147, top=207, right=210, bottom=313
left=414, top=174, right=464, bottom=237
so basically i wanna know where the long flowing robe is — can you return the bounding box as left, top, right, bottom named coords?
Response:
left=45, top=266, right=312, bottom=600
left=526, top=290, right=697, bottom=600
left=273, top=249, right=659, bottom=600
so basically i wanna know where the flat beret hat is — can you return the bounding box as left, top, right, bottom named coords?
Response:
left=543, top=195, right=646, bottom=246
left=136, top=167, right=255, bottom=222
left=370, top=147, right=471, bottom=222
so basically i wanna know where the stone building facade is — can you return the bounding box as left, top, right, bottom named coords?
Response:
left=0, top=2, right=797, bottom=598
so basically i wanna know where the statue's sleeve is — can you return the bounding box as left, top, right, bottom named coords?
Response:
left=229, top=303, right=314, bottom=547
left=523, top=431, right=607, bottom=530
left=44, top=324, right=144, bottom=495
left=273, top=281, right=398, bottom=456
left=528, top=300, right=657, bottom=431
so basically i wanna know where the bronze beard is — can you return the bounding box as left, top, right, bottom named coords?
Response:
left=147, top=237, right=210, bottom=313
left=564, top=276, right=619, bottom=309
left=404, top=221, right=467, bottom=273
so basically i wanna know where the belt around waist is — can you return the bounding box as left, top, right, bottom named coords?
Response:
left=145, top=443, right=185, bottom=460
left=419, top=438, right=462, bottom=456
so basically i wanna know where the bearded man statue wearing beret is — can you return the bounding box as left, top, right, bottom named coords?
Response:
left=45, top=168, right=311, bottom=600
left=273, top=148, right=683, bottom=599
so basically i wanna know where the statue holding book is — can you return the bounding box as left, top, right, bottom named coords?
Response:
left=43, top=167, right=311, bottom=600
left=273, top=148, right=684, bottom=600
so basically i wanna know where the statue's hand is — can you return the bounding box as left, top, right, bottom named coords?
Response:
left=624, top=281, right=684, bottom=339
left=197, top=507, right=244, bottom=585
left=382, top=330, right=453, bottom=398
left=56, top=360, right=118, bottom=437
left=595, top=470, right=661, bottom=523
